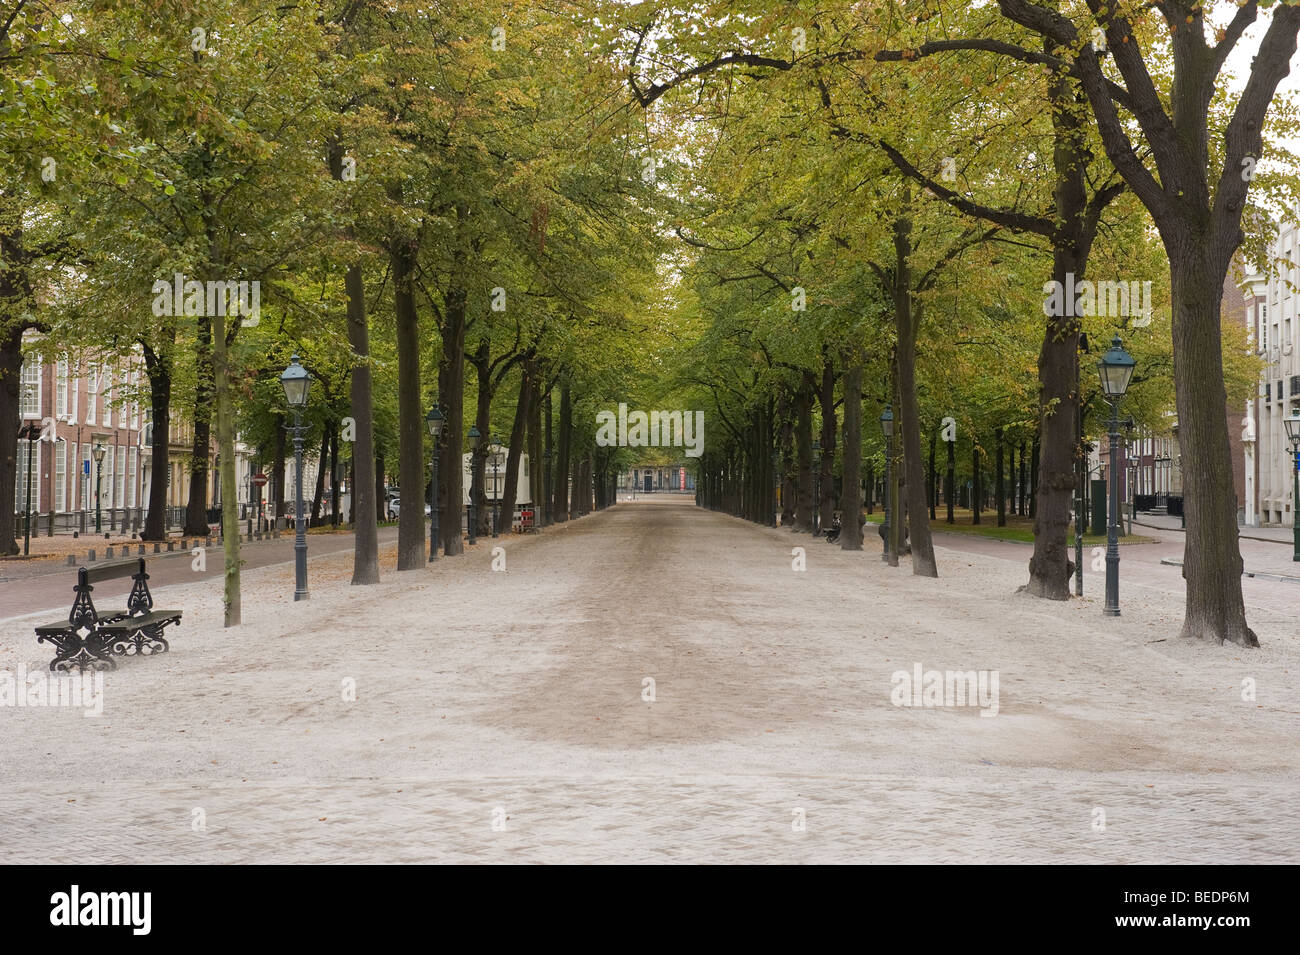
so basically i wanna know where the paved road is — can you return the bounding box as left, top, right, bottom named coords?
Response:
left=1, top=497, right=1295, bottom=863
left=0, top=527, right=399, bottom=623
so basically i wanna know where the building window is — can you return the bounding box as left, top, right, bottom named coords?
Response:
left=86, top=364, right=97, bottom=425
left=14, top=441, right=40, bottom=511
left=128, top=447, right=137, bottom=508
left=104, top=365, right=115, bottom=428
left=54, top=441, right=67, bottom=512
left=56, top=360, right=68, bottom=417
left=130, top=370, right=140, bottom=430
left=19, top=359, right=40, bottom=417
left=80, top=444, right=90, bottom=510
left=115, top=445, right=126, bottom=510
left=103, top=445, right=115, bottom=509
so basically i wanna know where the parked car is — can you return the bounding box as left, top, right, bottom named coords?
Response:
left=388, top=497, right=430, bottom=518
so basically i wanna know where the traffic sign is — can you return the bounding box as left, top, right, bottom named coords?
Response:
left=252, top=473, right=268, bottom=487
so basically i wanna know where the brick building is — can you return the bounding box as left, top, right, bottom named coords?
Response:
left=12, top=333, right=261, bottom=533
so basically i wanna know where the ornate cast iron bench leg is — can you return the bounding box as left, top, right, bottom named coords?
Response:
left=38, top=625, right=117, bottom=672
left=37, top=567, right=117, bottom=672
left=105, top=620, right=174, bottom=657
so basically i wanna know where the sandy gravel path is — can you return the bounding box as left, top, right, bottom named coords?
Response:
left=1, top=496, right=1296, bottom=863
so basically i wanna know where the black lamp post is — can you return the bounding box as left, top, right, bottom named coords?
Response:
left=491, top=434, right=501, bottom=538
left=93, top=442, right=106, bottom=535
left=881, top=406, right=895, bottom=565
left=1097, top=335, right=1135, bottom=616
left=280, top=354, right=311, bottom=601
left=1283, top=409, right=1300, bottom=562
left=467, top=425, right=481, bottom=545
left=427, top=405, right=443, bottom=561
left=811, top=438, right=821, bottom=536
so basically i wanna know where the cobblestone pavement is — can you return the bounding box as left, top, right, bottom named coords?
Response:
left=2, top=498, right=1296, bottom=863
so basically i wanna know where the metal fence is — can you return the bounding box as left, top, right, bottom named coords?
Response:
left=12, top=500, right=293, bottom=537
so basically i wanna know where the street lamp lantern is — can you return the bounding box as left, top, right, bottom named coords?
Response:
left=426, top=405, right=444, bottom=438
left=1097, top=335, right=1135, bottom=615
left=468, top=425, right=481, bottom=448
left=880, top=406, right=894, bottom=437
left=279, top=354, right=311, bottom=408
left=1096, top=334, right=1135, bottom=400
left=1283, top=408, right=1300, bottom=447
left=279, top=356, right=311, bottom=600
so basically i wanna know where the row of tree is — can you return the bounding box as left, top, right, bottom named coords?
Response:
left=1, top=0, right=674, bottom=626
left=627, top=0, right=1282, bottom=646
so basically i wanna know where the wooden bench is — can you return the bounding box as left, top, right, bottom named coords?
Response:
left=35, top=558, right=183, bottom=672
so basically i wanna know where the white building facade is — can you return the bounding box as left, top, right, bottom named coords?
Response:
left=1245, top=216, right=1300, bottom=528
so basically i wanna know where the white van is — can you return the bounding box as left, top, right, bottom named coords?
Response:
left=462, top=445, right=533, bottom=529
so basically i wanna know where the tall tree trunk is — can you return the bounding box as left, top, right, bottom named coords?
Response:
left=996, top=426, right=1006, bottom=527
left=141, top=339, right=173, bottom=541
left=841, top=365, right=863, bottom=550
left=331, top=130, right=380, bottom=581
left=945, top=435, right=955, bottom=523
left=541, top=385, right=553, bottom=525
left=437, top=265, right=468, bottom=557
left=1013, top=444, right=1024, bottom=519
left=569, top=442, right=583, bottom=518
left=499, top=368, right=532, bottom=531
left=329, top=422, right=340, bottom=527
left=345, top=259, right=379, bottom=582
left=928, top=428, right=937, bottom=520
left=553, top=381, right=571, bottom=523
left=183, top=313, right=213, bottom=537
left=1024, top=58, right=1089, bottom=598
left=393, top=241, right=425, bottom=569
left=0, top=324, right=25, bottom=555
left=892, top=212, right=938, bottom=577
left=817, top=353, right=836, bottom=528
left=470, top=340, right=491, bottom=537
left=1171, top=248, right=1257, bottom=646
left=1024, top=240, right=1081, bottom=596
left=793, top=374, right=814, bottom=532
left=311, top=428, right=328, bottom=524
left=273, top=413, right=286, bottom=523
left=526, top=362, right=543, bottom=521
left=778, top=393, right=794, bottom=526
left=212, top=305, right=241, bottom=626
left=1007, top=441, right=1015, bottom=516
left=1029, top=434, right=1039, bottom=519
